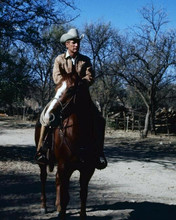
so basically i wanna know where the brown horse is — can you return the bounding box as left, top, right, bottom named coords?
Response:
left=35, top=73, right=97, bottom=219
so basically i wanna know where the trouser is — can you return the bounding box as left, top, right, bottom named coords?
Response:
left=91, top=102, right=106, bottom=156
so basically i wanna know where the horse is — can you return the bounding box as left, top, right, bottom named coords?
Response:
left=35, top=72, right=97, bottom=219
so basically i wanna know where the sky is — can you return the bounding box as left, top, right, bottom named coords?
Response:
left=72, top=0, right=176, bottom=30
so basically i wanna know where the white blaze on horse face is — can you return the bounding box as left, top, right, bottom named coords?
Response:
left=44, top=81, right=67, bottom=122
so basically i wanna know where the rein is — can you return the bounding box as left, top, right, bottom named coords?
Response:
left=56, top=93, right=77, bottom=152
left=49, top=93, right=76, bottom=126
left=53, top=77, right=79, bottom=154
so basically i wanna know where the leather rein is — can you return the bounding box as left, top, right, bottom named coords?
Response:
left=56, top=93, right=77, bottom=155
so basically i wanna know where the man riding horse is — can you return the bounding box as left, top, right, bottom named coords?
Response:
left=35, top=28, right=107, bottom=169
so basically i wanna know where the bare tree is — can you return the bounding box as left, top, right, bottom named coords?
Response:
left=112, top=4, right=176, bottom=137
left=82, top=22, right=126, bottom=118
left=83, top=22, right=115, bottom=77
left=31, top=26, right=67, bottom=108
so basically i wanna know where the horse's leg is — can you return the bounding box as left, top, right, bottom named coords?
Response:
left=39, top=164, right=47, bottom=214
left=79, top=167, right=95, bottom=219
left=55, top=165, right=73, bottom=219
left=35, top=124, right=48, bottom=213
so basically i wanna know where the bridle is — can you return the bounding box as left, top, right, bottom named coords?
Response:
left=55, top=93, right=78, bottom=155
left=58, top=93, right=76, bottom=130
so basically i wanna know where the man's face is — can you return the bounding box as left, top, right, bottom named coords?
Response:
left=66, top=39, right=80, bottom=55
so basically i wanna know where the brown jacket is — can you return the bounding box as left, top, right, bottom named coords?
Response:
left=53, top=53, right=95, bottom=86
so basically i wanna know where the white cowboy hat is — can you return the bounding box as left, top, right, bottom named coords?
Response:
left=60, top=28, right=84, bottom=44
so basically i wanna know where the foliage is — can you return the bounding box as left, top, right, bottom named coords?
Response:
left=31, top=25, right=66, bottom=107
left=0, top=0, right=78, bottom=112
left=0, top=0, right=78, bottom=46
left=0, top=48, right=34, bottom=113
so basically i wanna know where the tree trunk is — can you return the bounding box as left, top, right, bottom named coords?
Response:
left=150, top=95, right=156, bottom=134
left=143, top=108, right=150, bottom=138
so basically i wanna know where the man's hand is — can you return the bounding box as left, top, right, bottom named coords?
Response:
left=83, top=75, right=93, bottom=82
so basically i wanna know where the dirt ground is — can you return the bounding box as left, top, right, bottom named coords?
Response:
left=1, top=117, right=176, bottom=220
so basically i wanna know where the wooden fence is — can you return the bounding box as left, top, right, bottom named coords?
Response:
left=108, top=108, right=176, bottom=134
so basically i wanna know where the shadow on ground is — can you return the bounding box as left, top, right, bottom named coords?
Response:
left=86, top=201, right=176, bottom=220
left=105, top=136, right=176, bottom=169
left=1, top=133, right=176, bottom=219
left=1, top=169, right=176, bottom=220
left=0, top=145, right=36, bottom=162
left=64, top=201, right=176, bottom=220
left=0, top=172, right=56, bottom=219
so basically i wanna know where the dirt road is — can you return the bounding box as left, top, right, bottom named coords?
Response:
left=1, top=117, right=176, bottom=219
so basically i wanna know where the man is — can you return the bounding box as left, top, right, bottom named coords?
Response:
left=36, top=28, right=107, bottom=169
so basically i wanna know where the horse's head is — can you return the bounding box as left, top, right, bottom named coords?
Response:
left=56, top=73, right=80, bottom=92
left=50, top=73, right=80, bottom=114
left=41, top=73, right=80, bottom=126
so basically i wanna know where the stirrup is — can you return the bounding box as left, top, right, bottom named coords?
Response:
left=35, top=151, right=48, bottom=165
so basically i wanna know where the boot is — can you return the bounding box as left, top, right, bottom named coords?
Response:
left=35, top=125, right=49, bottom=165
left=35, top=149, right=48, bottom=165
left=95, top=152, right=107, bottom=170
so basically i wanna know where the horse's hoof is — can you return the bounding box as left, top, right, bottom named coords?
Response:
left=95, top=156, right=107, bottom=170
left=40, top=207, right=47, bottom=214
